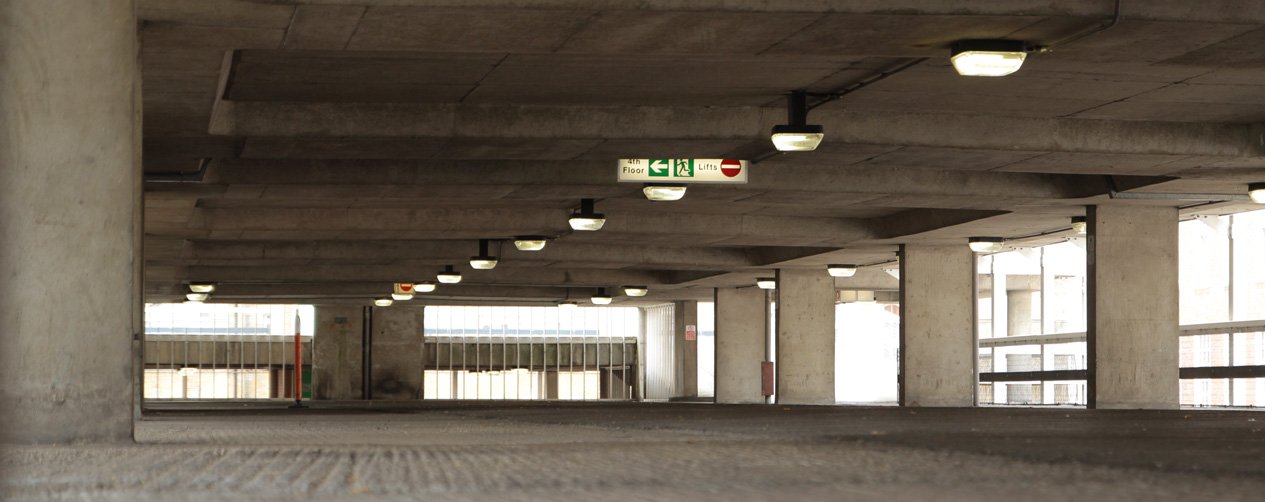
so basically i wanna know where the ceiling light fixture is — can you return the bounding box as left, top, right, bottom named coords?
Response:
left=622, top=286, right=648, bottom=297
left=770, top=90, right=824, bottom=151
left=391, top=292, right=414, bottom=301
left=569, top=198, right=606, bottom=231
left=950, top=39, right=1029, bottom=77
left=643, top=183, right=687, bottom=201
left=591, top=287, right=612, bottom=305
left=436, top=265, right=463, bottom=284
left=826, top=264, right=857, bottom=278
left=513, top=235, right=548, bottom=251
left=756, top=277, right=777, bottom=290
left=415, top=281, right=437, bottom=293
left=188, top=283, right=215, bottom=293
left=968, top=236, right=1005, bottom=253
left=469, top=239, right=498, bottom=270
left=558, top=301, right=579, bottom=309
left=186, top=292, right=209, bottom=302
left=1250, top=183, right=1265, bottom=204
left=374, top=298, right=393, bottom=307
left=1071, top=216, right=1088, bottom=235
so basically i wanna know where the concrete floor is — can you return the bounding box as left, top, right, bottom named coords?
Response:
left=4, top=402, right=1265, bottom=501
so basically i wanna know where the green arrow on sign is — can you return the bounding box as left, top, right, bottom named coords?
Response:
left=649, top=159, right=669, bottom=177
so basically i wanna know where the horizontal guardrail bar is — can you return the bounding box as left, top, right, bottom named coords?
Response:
left=980, top=370, right=1088, bottom=382
left=981, top=366, right=1265, bottom=382
left=978, top=320, right=1265, bottom=348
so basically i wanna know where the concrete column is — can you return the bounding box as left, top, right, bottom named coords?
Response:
left=714, top=287, right=767, bottom=404
left=899, top=245, right=977, bottom=407
left=1007, top=289, right=1033, bottom=337
left=1087, top=205, right=1179, bottom=409
left=312, top=306, right=365, bottom=400
left=0, top=0, right=139, bottom=443
left=369, top=306, right=425, bottom=400
left=775, top=269, right=835, bottom=404
left=673, top=300, right=698, bottom=398
left=544, top=371, right=559, bottom=399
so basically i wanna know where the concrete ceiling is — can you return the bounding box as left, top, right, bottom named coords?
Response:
left=139, top=0, right=1265, bottom=306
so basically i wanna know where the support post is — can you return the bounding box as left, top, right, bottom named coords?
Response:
left=775, top=269, right=835, bottom=404
left=673, top=300, right=698, bottom=398
left=714, top=287, right=768, bottom=404
left=899, top=245, right=978, bottom=407
left=1087, top=205, right=1179, bottom=409
left=0, top=0, right=140, bottom=443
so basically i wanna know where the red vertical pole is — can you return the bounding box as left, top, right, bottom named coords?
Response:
left=290, top=312, right=307, bottom=408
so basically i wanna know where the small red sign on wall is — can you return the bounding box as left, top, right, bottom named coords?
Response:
left=762, top=361, right=775, bottom=397
left=685, top=324, right=696, bottom=341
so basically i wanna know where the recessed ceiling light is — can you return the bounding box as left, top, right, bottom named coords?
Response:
left=770, top=90, right=824, bottom=152
left=826, top=264, right=857, bottom=277
left=643, top=184, right=687, bottom=201
left=951, top=39, right=1028, bottom=77
left=756, top=277, right=776, bottom=290
left=188, top=283, right=215, bottom=293
left=968, top=236, right=1005, bottom=253
left=374, top=298, right=393, bottom=307
left=391, top=293, right=414, bottom=301
left=569, top=199, right=606, bottom=231
left=514, top=236, right=548, bottom=251
left=186, top=292, right=209, bottom=302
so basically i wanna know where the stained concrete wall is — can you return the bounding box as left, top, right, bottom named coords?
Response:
left=313, top=306, right=364, bottom=400
left=775, top=269, right=835, bottom=404
left=1087, top=205, right=1179, bottom=409
left=370, top=306, right=425, bottom=400
left=0, top=0, right=139, bottom=443
left=900, top=245, right=977, bottom=407
left=714, top=287, right=767, bottom=404
left=673, top=300, right=698, bottom=398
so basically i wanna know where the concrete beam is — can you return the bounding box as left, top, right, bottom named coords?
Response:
left=141, top=0, right=1265, bottom=25
left=159, top=263, right=681, bottom=286
left=210, top=102, right=1265, bottom=157
left=190, top=207, right=873, bottom=244
left=181, top=239, right=761, bottom=269
left=198, top=159, right=1165, bottom=200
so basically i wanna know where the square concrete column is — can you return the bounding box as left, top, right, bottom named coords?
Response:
left=1087, top=205, right=1179, bottom=409
left=673, top=300, right=698, bottom=398
left=369, top=306, right=425, bottom=400
left=1, top=0, right=140, bottom=443
left=899, top=245, right=978, bottom=407
left=775, top=269, right=835, bottom=404
left=714, top=287, right=767, bottom=404
left=312, top=306, right=365, bottom=400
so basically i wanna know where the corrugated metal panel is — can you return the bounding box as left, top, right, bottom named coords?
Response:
left=643, top=304, right=676, bottom=401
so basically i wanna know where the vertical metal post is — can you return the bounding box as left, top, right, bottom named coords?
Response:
left=290, top=313, right=306, bottom=408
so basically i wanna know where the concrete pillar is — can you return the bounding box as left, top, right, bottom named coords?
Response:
left=673, top=300, right=698, bottom=398
left=775, top=269, right=835, bottom=404
left=369, top=306, right=425, bottom=400
left=1087, top=205, right=1179, bottom=409
left=544, top=371, right=560, bottom=399
left=714, top=287, right=767, bottom=404
left=899, top=245, right=977, bottom=407
left=312, top=306, right=365, bottom=400
left=0, top=0, right=139, bottom=443
left=1007, top=289, right=1033, bottom=337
